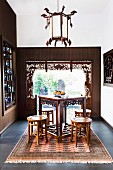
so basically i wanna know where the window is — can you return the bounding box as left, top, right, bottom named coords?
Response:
left=33, top=69, right=85, bottom=97
left=2, top=41, right=16, bottom=113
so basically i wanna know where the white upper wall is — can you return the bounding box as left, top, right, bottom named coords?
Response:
left=102, top=0, right=113, bottom=53
left=101, top=0, right=113, bottom=127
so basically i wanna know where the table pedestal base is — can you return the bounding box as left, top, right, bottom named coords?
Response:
left=47, top=123, right=71, bottom=142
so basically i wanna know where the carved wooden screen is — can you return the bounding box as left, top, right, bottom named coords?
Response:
left=26, top=61, right=92, bottom=110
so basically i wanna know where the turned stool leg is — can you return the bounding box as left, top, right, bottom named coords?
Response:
left=71, top=122, right=74, bottom=141
left=27, top=120, right=30, bottom=143
left=36, top=122, right=39, bottom=145
left=45, top=119, right=48, bottom=142
left=86, top=123, right=90, bottom=146
left=51, top=110, right=54, bottom=124
left=47, top=112, right=50, bottom=125
left=75, top=124, right=78, bottom=147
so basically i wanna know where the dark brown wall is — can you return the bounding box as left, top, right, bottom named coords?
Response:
left=0, top=0, right=17, bottom=134
left=0, top=0, right=16, bottom=46
left=17, top=47, right=101, bottom=119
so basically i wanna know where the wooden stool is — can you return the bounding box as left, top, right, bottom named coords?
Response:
left=27, top=115, right=48, bottom=145
left=71, top=117, right=92, bottom=147
left=75, top=109, right=91, bottom=118
left=40, top=108, right=54, bottom=125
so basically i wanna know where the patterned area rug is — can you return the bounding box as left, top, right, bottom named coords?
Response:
left=5, top=129, right=113, bottom=164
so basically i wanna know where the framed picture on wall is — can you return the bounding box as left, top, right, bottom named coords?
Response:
left=103, top=49, right=113, bottom=86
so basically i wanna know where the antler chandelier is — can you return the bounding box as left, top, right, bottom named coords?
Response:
left=41, top=1, right=77, bottom=47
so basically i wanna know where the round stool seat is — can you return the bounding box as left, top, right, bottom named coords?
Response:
left=27, top=115, right=47, bottom=121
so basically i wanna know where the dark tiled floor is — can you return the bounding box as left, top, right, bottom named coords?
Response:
left=0, top=119, right=113, bottom=170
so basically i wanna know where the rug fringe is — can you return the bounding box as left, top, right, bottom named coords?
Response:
left=5, top=159, right=113, bottom=164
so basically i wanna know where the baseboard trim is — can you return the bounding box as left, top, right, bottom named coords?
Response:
left=0, top=122, right=14, bottom=137
left=101, top=117, right=113, bottom=129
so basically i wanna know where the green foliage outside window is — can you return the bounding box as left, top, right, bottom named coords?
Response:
left=33, top=71, right=58, bottom=95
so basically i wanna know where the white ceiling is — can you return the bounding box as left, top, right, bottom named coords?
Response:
left=6, top=0, right=110, bottom=15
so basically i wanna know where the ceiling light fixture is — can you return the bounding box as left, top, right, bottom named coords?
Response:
left=41, top=0, right=77, bottom=47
